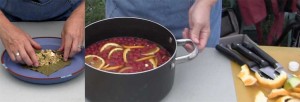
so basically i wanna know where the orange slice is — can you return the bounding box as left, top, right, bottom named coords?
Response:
left=149, top=58, right=157, bottom=68
left=118, top=67, right=132, bottom=73
left=142, top=47, right=160, bottom=56
left=103, top=64, right=110, bottom=69
left=85, top=55, right=105, bottom=69
left=123, top=45, right=144, bottom=49
left=108, top=48, right=123, bottom=59
left=123, top=48, right=131, bottom=63
left=268, top=88, right=289, bottom=99
left=237, top=65, right=257, bottom=86
left=255, top=71, right=287, bottom=89
left=103, top=65, right=124, bottom=71
left=99, top=43, right=121, bottom=52
left=135, top=56, right=155, bottom=62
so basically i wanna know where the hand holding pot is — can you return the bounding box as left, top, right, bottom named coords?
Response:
left=183, top=0, right=216, bottom=51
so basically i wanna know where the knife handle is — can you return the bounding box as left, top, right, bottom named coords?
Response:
left=216, top=44, right=256, bottom=68
left=231, top=43, right=269, bottom=67
left=242, top=42, right=278, bottom=68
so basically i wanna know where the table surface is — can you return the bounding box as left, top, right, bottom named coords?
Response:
left=0, top=22, right=237, bottom=102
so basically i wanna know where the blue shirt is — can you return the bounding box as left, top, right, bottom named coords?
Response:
left=0, top=0, right=81, bottom=21
left=106, top=0, right=222, bottom=47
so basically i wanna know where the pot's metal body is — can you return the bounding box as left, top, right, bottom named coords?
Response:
left=85, top=18, right=198, bottom=102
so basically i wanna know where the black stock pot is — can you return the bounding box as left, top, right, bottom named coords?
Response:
left=85, top=17, right=198, bottom=102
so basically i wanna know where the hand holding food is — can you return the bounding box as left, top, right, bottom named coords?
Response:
left=0, top=11, right=41, bottom=66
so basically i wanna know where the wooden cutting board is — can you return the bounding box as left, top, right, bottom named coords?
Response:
left=232, top=46, right=300, bottom=102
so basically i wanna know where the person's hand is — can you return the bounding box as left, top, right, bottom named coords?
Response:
left=0, top=25, right=41, bottom=66
left=59, top=0, right=85, bottom=61
left=182, top=0, right=216, bottom=51
left=59, top=15, right=84, bottom=61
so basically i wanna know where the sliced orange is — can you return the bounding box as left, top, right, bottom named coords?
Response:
left=142, top=47, right=160, bottom=56
left=149, top=58, right=157, bottom=68
left=103, top=65, right=124, bottom=71
left=99, top=43, right=121, bottom=52
left=135, top=55, right=155, bottom=62
left=123, top=45, right=144, bottom=49
left=123, top=48, right=131, bottom=63
left=118, top=67, right=132, bottom=73
left=255, top=71, right=287, bottom=89
left=85, top=55, right=105, bottom=69
left=268, top=88, right=289, bottom=99
left=108, top=48, right=123, bottom=59
left=237, top=65, right=257, bottom=86
left=103, top=64, right=110, bottom=69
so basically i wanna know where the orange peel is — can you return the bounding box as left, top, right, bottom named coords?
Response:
left=99, top=43, right=121, bottom=52
left=255, top=71, right=287, bottom=89
left=103, top=65, right=124, bottom=71
left=108, top=47, right=123, bottom=59
left=142, top=47, right=160, bottom=56
left=118, top=67, right=132, bottom=73
left=123, top=45, right=144, bottom=49
left=85, top=55, right=105, bottom=69
left=123, top=48, right=130, bottom=63
left=237, top=65, right=257, bottom=86
left=135, top=56, right=155, bottom=62
left=149, top=58, right=157, bottom=68
left=268, top=88, right=289, bottom=99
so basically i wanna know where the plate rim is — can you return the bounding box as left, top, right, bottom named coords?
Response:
left=1, top=37, right=85, bottom=80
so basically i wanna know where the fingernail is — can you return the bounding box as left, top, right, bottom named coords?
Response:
left=34, top=63, right=39, bottom=67
left=64, top=58, right=67, bottom=61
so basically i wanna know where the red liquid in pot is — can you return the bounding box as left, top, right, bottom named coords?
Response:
left=85, top=37, right=171, bottom=73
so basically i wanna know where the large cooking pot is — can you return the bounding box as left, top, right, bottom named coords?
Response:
left=85, top=17, right=198, bottom=102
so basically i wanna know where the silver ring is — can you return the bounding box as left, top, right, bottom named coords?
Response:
left=15, top=52, right=20, bottom=56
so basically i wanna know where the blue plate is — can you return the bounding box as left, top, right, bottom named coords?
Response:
left=1, top=37, right=85, bottom=84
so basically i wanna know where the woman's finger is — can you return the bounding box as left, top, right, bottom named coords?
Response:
left=63, top=35, right=73, bottom=61
left=25, top=42, right=39, bottom=67
left=59, top=33, right=66, bottom=51
left=6, top=48, right=16, bottom=62
left=19, top=46, right=33, bottom=66
left=69, top=38, right=80, bottom=57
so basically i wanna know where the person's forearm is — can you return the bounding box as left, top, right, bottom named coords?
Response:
left=68, top=0, right=85, bottom=20
left=0, top=10, right=15, bottom=38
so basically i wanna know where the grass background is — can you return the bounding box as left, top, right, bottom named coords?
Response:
left=85, top=0, right=105, bottom=25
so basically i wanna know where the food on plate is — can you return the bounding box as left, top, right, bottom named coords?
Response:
left=268, top=88, right=289, bottom=99
left=25, top=49, right=71, bottom=76
left=255, top=91, right=268, bottom=102
left=255, top=71, right=287, bottom=89
left=85, top=37, right=171, bottom=73
left=284, top=77, right=300, bottom=90
left=237, top=65, right=257, bottom=86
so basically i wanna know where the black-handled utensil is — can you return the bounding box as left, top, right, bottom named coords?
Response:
left=216, top=44, right=256, bottom=68
left=231, top=43, right=269, bottom=68
left=242, top=42, right=278, bottom=68
left=242, top=42, right=292, bottom=78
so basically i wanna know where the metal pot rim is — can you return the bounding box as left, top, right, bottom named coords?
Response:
left=85, top=17, right=178, bottom=75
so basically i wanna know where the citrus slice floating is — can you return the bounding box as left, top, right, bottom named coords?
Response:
left=99, top=43, right=121, bottom=52
left=103, top=65, right=124, bottom=71
left=85, top=55, right=105, bottom=69
left=142, top=47, right=160, bottom=56
left=108, top=48, right=123, bottom=59
left=118, top=67, right=132, bottom=73
left=149, top=58, right=157, bottom=68
left=123, top=45, right=144, bottom=49
left=135, top=55, right=155, bottom=62
left=103, top=64, right=110, bottom=69
left=123, top=48, right=131, bottom=63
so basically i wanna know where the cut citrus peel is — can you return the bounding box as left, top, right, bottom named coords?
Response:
left=85, top=55, right=105, bottom=69
left=99, top=43, right=121, bottom=52
left=142, top=47, right=160, bottom=56
left=268, top=88, right=290, bottom=99
left=275, top=96, right=293, bottom=102
left=255, top=71, right=287, bottom=89
left=255, top=91, right=268, bottom=102
left=103, top=64, right=110, bottom=69
left=149, top=58, right=157, bottom=68
left=123, top=48, right=130, bottom=63
left=118, top=67, right=132, bottom=73
left=237, top=65, right=257, bottom=86
left=108, top=47, right=123, bottom=59
left=123, top=45, right=144, bottom=49
left=135, top=55, right=155, bottom=62
left=290, top=92, right=300, bottom=98
left=103, top=65, right=124, bottom=71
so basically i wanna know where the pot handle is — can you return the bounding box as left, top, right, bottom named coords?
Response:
left=175, top=39, right=199, bottom=64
